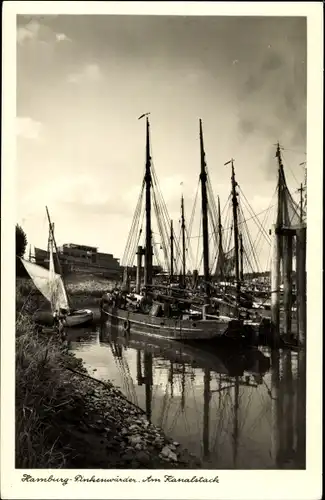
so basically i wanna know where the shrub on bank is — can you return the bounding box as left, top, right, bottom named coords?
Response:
left=16, top=314, right=86, bottom=468
left=15, top=279, right=87, bottom=468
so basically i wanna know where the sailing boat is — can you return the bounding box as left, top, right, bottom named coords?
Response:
left=100, top=117, right=249, bottom=342
left=21, top=208, right=93, bottom=328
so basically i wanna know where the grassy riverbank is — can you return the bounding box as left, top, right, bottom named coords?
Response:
left=16, top=278, right=201, bottom=469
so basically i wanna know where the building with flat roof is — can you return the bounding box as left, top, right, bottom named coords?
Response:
left=34, top=242, right=121, bottom=278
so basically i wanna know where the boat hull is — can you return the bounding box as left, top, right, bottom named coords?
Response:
left=100, top=305, right=240, bottom=341
left=63, top=309, right=94, bottom=328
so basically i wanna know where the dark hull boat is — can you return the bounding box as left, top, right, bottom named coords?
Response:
left=100, top=116, right=251, bottom=344
left=100, top=303, right=239, bottom=341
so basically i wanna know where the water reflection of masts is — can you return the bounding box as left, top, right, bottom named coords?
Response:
left=169, top=361, right=174, bottom=398
left=181, top=364, right=186, bottom=410
left=144, top=351, right=153, bottom=421
left=282, top=350, right=294, bottom=461
left=296, top=349, right=306, bottom=467
left=233, top=376, right=239, bottom=468
left=136, top=350, right=143, bottom=386
left=203, top=368, right=211, bottom=459
left=271, top=349, right=282, bottom=467
left=136, top=350, right=154, bottom=420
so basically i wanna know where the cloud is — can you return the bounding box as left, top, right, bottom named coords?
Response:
left=17, top=19, right=71, bottom=46
left=16, top=117, right=42, bottom=140
left=55, top=33, right=72, bottom=43
left=17, top=20, right=40, bottom=45
left=67, top=64, right=102, bottom=84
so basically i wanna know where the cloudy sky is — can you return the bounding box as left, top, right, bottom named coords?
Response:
left=16, top=14, right=306, bottom=270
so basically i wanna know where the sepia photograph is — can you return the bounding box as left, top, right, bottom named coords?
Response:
left=1, top=2, right=322, bottom=499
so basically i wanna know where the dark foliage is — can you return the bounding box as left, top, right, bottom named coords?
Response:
left=16, top=224, right=28, bottom=277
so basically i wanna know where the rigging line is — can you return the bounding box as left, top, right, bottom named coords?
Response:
left=195, top=214, right=202, bottom=271
left=281, top=147, right=307, bottom=156
left=128, top=198, right=145, bottom=267
left=188, top=180, right=200, bottom=238
left=219, top=204, right=276, bottom=234
left=238, top=190, right=271, bottom=245
left=281, top=151, right=303, bottom=188
left=185, top=227, right=195, bottom=271
left=152, top=183, right=172, bottom=270
left=239, top=190, right=271, bottom=246
left=252, top=201, right=274, bottom=256
left=239, top=205, right=260, bottom=268
left=242, top=215, right=261, bottom=272
left=122, top=179, right=145, bottom=266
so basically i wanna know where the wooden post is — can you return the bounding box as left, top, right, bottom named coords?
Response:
left=282, top=232, right=293, bottom=337
left=135, top=246, right=143, bottom=294
left=271, top=224, right=281, bottom=341
left=296, top=227, right=306, bottom=346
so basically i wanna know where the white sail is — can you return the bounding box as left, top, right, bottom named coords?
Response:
left=48, top=243, right=70, bottom=313
left=20, top=258, right=70, bottom=313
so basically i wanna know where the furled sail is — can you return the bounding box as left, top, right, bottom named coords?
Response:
left=20, top=258, right=69, bottom=313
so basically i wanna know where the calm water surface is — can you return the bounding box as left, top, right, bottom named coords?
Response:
left=68, top=322, right=306, bottom=470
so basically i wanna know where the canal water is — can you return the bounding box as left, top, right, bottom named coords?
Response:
left=67, top=322, right=306, bottom=470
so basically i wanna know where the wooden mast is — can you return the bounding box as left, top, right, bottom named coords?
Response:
left=170, top=219, right=174, bottom=282
left=199, top=119, right=210, bottom=299
left=144, top=116, right=153, bottom=288
left=181, top=195, right=186, bottom=288
left=45, top=206, right=72, bottom=310
left=216, top=195, right=224, bottom=280
left=239, top=233, right=244, bottom=282
left=227, top=159, right=241, bottom=309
